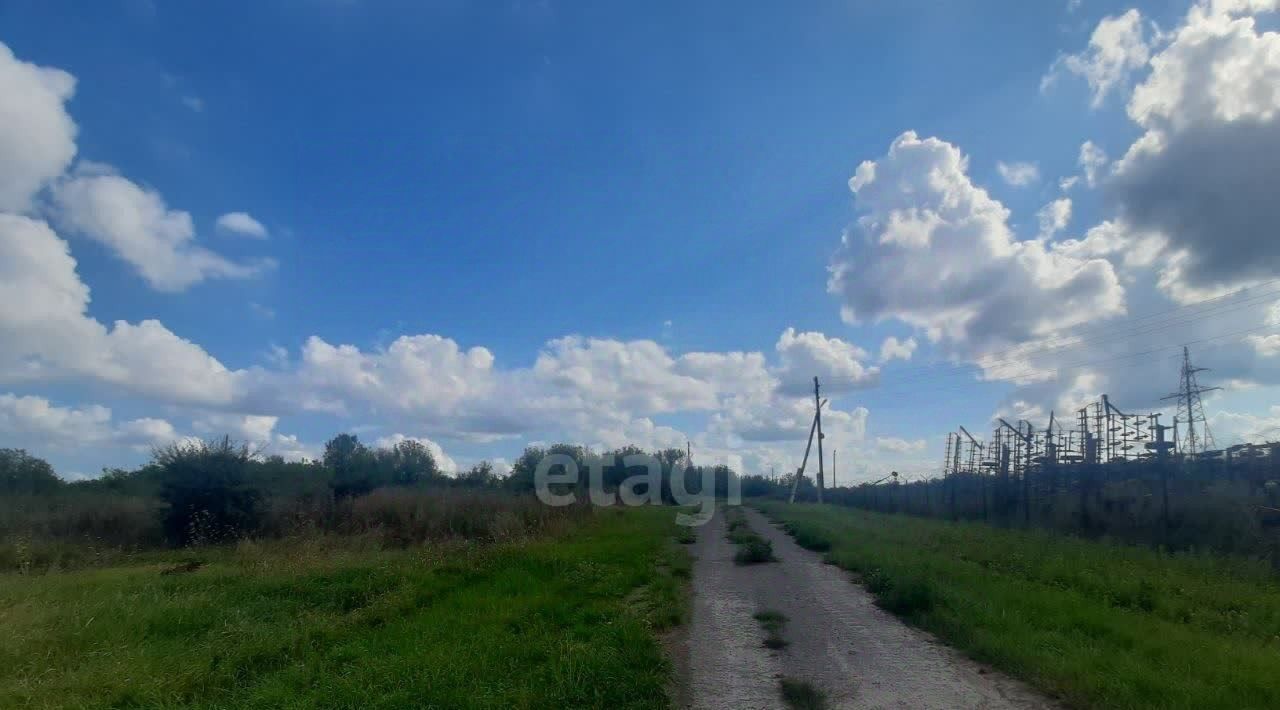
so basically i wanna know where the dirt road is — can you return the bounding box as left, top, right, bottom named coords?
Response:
left=678, top=506, right=1055, bottom=709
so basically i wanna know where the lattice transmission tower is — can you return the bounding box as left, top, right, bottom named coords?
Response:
left=1161, top=346, right=1220, bottom=455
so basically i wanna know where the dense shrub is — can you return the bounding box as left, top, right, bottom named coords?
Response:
left=155, top=437, right=261, bottom=546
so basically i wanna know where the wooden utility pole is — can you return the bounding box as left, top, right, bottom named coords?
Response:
left=788, top=409, right=820, bottom=504
left=814, top=376, right=825, bottom=504
left=832, top=449, right=837, bottom=489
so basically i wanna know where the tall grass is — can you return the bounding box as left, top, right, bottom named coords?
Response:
left=758, top=501, right=1280, bottom=709
left=1, top=488, right=588, bottom=573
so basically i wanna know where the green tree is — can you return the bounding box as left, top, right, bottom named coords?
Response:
left=504, top=446, right=548, bottom=493
left=459, top=460, right=497, bottom=487
left=377, top=439, right=442, bottom=486
left=0, top=448, right=61, bottom=496
left=324, top=433, right=375, bottom=498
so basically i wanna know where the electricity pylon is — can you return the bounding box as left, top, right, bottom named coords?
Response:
left=1161, top=346, right=1220, bottom=456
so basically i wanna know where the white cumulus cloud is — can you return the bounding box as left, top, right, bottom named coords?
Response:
left=0, top=393, right=179, bottom=451
left=828, top=131, right=1126, bottom=353
left=51, top=166, right=275, bottom=291
left=215, top=211, right=269, bottom=239
left=0, top=42, right=77, bottom=213
left=0, top=214, right=246, bottom=406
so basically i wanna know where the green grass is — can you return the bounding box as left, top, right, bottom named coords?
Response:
left=733, top=538, right=775, bottom=565
left=0, top=506, right=688, bottom=709
left=675, top=525, right=696, bottom=545
left=757, top=501, right=1280, bottom=710
left=779, top=677, right=825, bottom=709
left=725, top=506, right=776, bottom=565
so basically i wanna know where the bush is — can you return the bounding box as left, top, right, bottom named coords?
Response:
left=155, top=437, right=261, bottom=546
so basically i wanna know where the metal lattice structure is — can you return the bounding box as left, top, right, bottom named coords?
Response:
left=941, top=347, right=1223, bottom=481
left=1162, top=346, right=1220, bottom=457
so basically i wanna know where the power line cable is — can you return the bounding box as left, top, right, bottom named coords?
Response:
left=802, top=322, right=1280, bottom=412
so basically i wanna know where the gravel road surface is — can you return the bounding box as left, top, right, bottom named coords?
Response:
left=680, top=506, right=1056, bottom=710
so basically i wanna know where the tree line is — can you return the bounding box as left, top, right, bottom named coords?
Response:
left=0, top=435, right=750, bottom=554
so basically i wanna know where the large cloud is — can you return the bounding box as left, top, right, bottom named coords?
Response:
left=0, top=393, right=178, bottom=451
left=0, top=42, right=77, bottom=213
left=2, top=41, right=268, bottom=294
left=0, top=214, right=245, bottom=406
left=1105, top=0, right=1280, bottom=301
left=532, top=336, right=721, bottom=414
left=51, top=165, right=275, bottom=291
left=773, top=328, right=878, bottom=394
left=827, top=131, right=1126, bottom=352
left=298, top=334, right=498, bottom=416
left=275, top=325, right=880, bottom=473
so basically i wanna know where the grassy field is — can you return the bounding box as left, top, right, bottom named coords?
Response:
left=0, top=506, right=688, bottom=709
left=756, top=501, right=1280, bottom=710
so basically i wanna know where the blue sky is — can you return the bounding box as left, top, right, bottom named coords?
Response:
left=3, top=0, right=1280, bottom=480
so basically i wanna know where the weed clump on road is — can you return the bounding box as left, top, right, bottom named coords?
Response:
left=779, top=677, right=826, bottom=709
left=724, top=507, right=776, bottom=565
left=754, top=609, right=789, bottom=649
left=734, top=538, right=775, bottom=565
